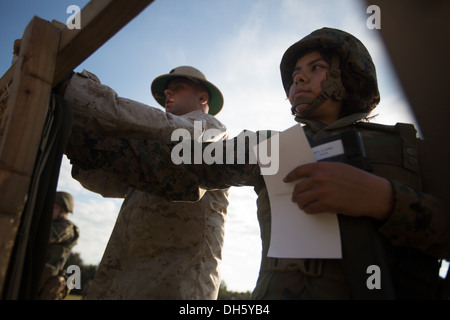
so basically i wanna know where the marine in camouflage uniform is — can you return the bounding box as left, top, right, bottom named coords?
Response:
left=66, top=28, right=450, bottom=299
left=63, top=67, right=229, bottom=299
left=38, top=192, right=79, bottom=300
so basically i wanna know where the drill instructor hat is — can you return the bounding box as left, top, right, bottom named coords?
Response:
left=151, top=66, right=224, bottom=116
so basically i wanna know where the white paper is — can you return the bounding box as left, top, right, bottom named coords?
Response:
left=256, top=124, right=342, bottom=259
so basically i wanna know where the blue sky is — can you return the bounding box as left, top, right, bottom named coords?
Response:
left=1, top=0, right=424, bottom=293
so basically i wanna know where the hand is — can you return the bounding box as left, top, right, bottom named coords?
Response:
left=283, top=162, right=394, bottom=220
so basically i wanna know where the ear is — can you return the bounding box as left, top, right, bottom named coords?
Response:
left=199, top=92, right=209, bottom=105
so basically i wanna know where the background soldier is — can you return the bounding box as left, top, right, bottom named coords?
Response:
left=38, top=191, right=79, bottom=300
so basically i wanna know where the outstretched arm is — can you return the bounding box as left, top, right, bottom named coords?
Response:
left=64, top=70, right=227, bottom=142
left=66, top=130, right=263, bottom=201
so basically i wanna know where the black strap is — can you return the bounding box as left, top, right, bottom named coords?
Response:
left=339, top=215, right=396, bottom=299
left=3, top=94, right=73, bottom=299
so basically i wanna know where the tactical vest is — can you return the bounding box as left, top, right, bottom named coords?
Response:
left=355, top=122, right=421, bottom=191
left=258, top=121, right=441, bottom=299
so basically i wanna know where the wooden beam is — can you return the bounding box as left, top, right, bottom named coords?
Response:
left=0, top=0, right=155, bottom=93
left=0, top=0, right=155, bottom=297
left=0, top=16, right=60, bottom=294
left=53, top=0, right=154, bottom=85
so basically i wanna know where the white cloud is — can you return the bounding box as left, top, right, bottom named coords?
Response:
left=57, top=156, right=122, bottom=265
left=56, top=156, right=85, bottom=193
left=221, top=187, right=261, bottom=292
left=69, top=196, right=122, bottom=265
left=370, top=91, right=421, bottom=136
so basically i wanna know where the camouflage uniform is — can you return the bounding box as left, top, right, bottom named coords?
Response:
left=38, top=217, right=79, bottom=299
left=64, top=70, right=229, bottom=299
left=46, top=218, right=79, bottom=272
left=66, top=114, right=449, bottom=299
left=65, top=28, right=450, bottom=299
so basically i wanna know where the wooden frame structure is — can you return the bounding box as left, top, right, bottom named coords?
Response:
left=0, top=0, right=154, bottom=297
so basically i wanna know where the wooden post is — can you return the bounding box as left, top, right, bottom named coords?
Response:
left=0, top=17, right=60, bottom=295
left=0, top=0, right=155, bottom=297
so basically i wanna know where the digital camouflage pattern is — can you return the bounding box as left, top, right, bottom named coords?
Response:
left=38, top=217, right=79, bottom=299
left=46, top=218, right=79, bottom=271
left=64, top=70, right=229, bottom=299
left=66, top=112, right=450, bottom=299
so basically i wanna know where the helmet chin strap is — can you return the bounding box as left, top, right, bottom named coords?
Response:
left=291, top=53, right=348, bottom=122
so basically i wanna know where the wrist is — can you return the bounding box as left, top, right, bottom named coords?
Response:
left=372, top=178, right=395, bottom=220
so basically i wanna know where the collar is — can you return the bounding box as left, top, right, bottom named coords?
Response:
left=299, top=112, right=369, bottom=140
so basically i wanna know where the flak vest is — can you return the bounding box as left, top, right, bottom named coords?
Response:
left=259, top=122, right=441, bottom=299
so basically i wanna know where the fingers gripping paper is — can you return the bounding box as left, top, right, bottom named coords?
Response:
left=255, top=124, right=342, bottom=259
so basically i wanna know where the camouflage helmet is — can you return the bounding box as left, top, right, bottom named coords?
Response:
left=55, top=191, right=74, bottom=213
left=280, top=27, right=380, bottom=118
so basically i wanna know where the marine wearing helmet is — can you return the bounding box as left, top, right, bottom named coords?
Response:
left=280, top=27, right=380, bottom=122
